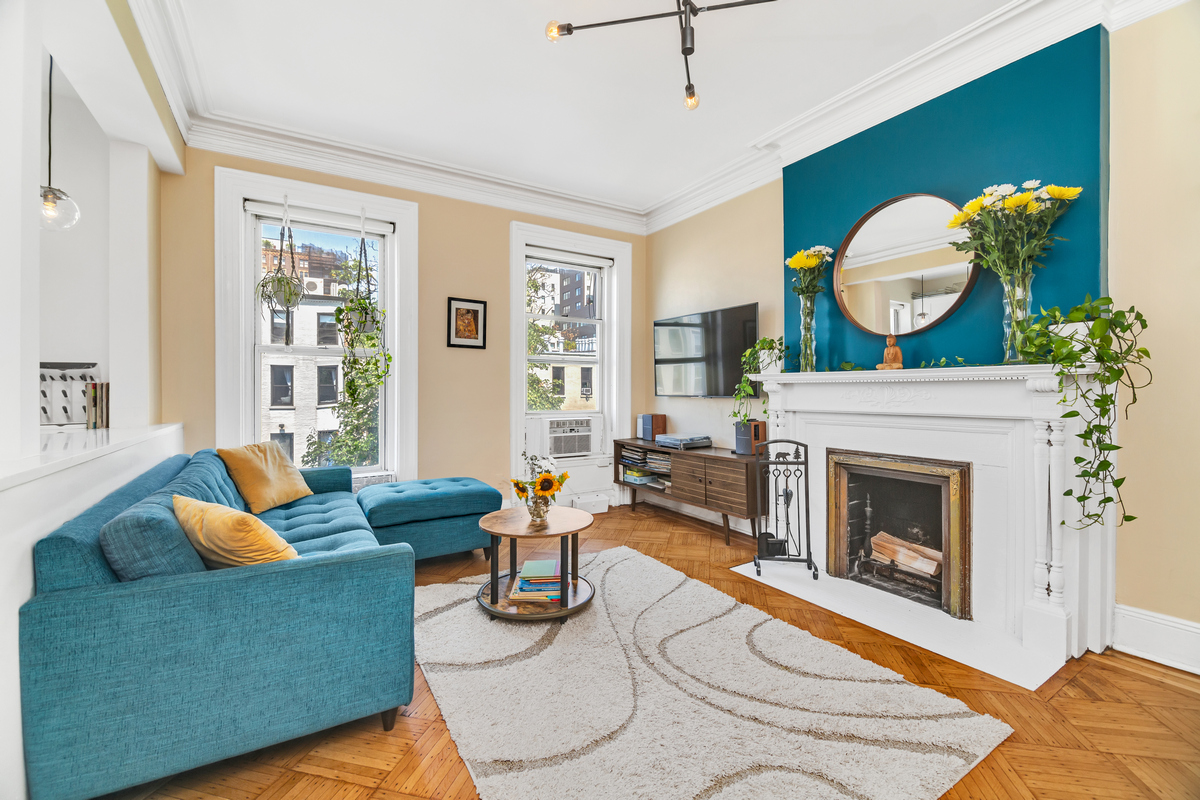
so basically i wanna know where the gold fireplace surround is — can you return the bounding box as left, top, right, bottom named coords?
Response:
left=827, top=449, right=972, bottom=619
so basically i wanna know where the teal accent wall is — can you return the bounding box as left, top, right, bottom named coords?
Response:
left=783, top=27, right=1108, bottom=370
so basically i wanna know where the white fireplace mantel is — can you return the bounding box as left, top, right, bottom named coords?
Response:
left=734, top=363, right=1113, bottom=690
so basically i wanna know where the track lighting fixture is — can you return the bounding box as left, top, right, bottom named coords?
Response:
left=545, top=0, right=776, bottom=110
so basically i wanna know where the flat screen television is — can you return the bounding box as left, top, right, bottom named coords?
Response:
left=653, top=302, right=758, bottom=397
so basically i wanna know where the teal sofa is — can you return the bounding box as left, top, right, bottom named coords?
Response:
left=19, top=451, right=415, bottom=800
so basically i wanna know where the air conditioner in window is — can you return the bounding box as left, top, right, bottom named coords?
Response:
left=543, top=418, right=594, bottom=458
left=580, top=388, right=593, bottom=397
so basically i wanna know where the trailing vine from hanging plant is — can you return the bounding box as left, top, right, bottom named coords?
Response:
left=335, top=232, right=391, bottom=406
left=1020, top=295, right=1151, bottom=529
left=731, top=336, right=787, bottom=424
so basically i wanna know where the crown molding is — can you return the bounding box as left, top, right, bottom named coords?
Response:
left=643, top=149, right=783, bottom=233
left=189, top=115, right=649, bottom=235
left=125, top=0, right=209, bottom=137
left=130, top=0, right=1188, bottom=238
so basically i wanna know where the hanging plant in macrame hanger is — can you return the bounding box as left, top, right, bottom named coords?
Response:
left=335, top=209, right=391, bottom=406
left=255, top=195, right=306, bottom=345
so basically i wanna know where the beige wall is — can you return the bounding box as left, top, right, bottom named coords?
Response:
left=1108, top=0, right=1200, bottom=623
left=159, top=147, right=646, bottom=493
left=644, top=181, right=784, bottom=448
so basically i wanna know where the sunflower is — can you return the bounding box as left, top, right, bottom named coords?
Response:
left=787, top=251, right=821, bottom=271
left=511, top=479, right=529, bottom=500
left=947, top=209, right=975, bottom=229
left=560, top=471, right=570, bottom=483
left=1045, top=185, right=1082, bottom=201
left=534, top=472, right=559, bottom=497
left=1003, top=191, right=1034, bottom=210
left=963, top=195, right=987, bottom=214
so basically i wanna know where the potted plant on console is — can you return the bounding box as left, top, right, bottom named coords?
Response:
left=731, top=336, right=786, bottom=455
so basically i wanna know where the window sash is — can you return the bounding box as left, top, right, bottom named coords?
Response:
left=251, top=214, right=387, bottom=471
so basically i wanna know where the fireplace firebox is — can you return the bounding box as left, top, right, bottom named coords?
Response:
left=827, top=449, right=971, bottom=619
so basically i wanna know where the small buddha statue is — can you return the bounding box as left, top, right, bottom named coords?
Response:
left=877, top=334, right=903, bottom=370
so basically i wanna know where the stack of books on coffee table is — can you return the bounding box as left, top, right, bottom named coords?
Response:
left=509, top=559, right=563, bottom=602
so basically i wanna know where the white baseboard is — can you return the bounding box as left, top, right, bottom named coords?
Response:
left=1113, top=604, right=1200, bottom=675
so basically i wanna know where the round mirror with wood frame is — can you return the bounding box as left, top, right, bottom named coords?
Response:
left=833, top=193, right=980, bottom=337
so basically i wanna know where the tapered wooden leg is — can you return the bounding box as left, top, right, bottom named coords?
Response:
left=381, top=707, right=399, bottom=731
left=482, top=547, right=490, bottom=561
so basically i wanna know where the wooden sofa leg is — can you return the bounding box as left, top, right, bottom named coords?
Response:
left=381, top=707, right=399, bottom=731
left=482, top=547, right=491, bottom=561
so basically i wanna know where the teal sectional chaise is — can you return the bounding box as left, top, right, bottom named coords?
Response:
left=19, top=451, right=416, bottom=800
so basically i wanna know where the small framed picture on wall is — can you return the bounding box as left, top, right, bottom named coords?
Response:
left=447, top=297, right=487, bottom=349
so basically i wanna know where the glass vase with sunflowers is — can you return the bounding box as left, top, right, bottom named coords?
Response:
left=947, top=181, right=1082, bottom=363
left=786, top=245, right=834, bottom=372
left=511, top=450, right=570, bottom=523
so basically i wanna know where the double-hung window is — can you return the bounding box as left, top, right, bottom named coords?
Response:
left=253, top=214, right=384, bottom=468
left=524, top=251, right=606, bottom=414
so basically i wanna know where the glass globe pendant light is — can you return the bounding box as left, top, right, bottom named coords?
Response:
left=40, top=56, right=80, bottom=232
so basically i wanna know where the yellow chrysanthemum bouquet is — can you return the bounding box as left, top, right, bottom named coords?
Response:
left=512, top=450, right=569, bottom=522
left=947, top=181, right=1082, bottom=362
left=786, top=245, right=835, bottom=371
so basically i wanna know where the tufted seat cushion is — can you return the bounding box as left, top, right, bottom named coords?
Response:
left=292, top=529, right=380, bottom=558
left=357, top=478, right=502, bottom=527
left=256, top=491, right=376, bottom=545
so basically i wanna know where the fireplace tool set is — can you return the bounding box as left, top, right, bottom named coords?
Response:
left=753, top=439, right=817, bottom=579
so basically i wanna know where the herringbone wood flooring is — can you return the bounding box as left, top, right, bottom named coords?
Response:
left=108, top=505, right=1200, bottom=800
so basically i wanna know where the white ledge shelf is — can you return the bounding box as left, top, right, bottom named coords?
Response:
left=0, top=424, right=184, bottom=494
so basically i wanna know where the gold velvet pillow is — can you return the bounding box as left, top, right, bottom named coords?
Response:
left=216, top=441, right=313, bottom=514
left=172, top=495, right=298, bottom=569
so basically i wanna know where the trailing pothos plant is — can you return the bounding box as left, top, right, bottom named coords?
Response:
left=1019, top=295, right=1151, bottom=529
left=300, top=236, right=391, bottom=469
left=731, top=336, right=787, bottom=424
left=335, top=236, right=392, bottom=407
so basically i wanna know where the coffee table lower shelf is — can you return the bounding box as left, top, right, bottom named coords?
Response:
left=475, top=572, right=595, bottom=620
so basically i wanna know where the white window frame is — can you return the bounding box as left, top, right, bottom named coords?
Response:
left=215, top=168, right=419, bottom=480
left=509, top=222, right=632, bottom=479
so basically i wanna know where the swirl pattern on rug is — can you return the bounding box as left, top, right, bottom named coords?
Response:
left=414, top=546, right=1011, bottom=800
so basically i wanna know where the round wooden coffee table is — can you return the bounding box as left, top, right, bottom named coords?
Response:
left=477, top=506, right=595, bottom=621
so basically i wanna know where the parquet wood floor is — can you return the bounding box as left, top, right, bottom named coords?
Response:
left=107, top=505, right=1200, bottom=800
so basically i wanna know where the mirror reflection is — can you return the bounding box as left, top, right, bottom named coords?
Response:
left=835, top=195, right=977, bottom=336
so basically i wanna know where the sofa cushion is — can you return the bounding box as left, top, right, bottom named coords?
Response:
left=217, top=441, right=312, bottom=514
left=357, top=478, right=502, bottom=528
left=292, top=529, right=380, bottom=558
left=173, top=495, right=299, bottom=569
left=34, top=454, right=191, bottom=593
left=256, top=491, right=376, bottom=545
left=99, top=450, right=244, bottom=581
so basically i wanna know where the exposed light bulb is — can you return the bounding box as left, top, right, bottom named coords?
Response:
left=684, top=84, right=699, bottom=111
left=40, top=187, right=80, bottom=231
left=546, top=20, right=561, bottom=41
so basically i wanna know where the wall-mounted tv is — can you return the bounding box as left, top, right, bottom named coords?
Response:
left=653, top=302, right=758, bottom=398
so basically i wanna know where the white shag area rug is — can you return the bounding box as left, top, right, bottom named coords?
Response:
left=413, top=546, right=1012, bottom=800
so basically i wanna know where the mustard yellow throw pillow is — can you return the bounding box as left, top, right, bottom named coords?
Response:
left=172, top=495, right=298, bottom=569
left=216, top=441, right=313, bottom=514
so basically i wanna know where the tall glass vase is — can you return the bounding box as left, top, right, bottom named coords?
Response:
left=798, top=292, right=817, bottom=372
left=1000, top=271, right=1034, bottom=364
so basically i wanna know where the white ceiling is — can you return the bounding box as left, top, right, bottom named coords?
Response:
left=130, top=0, right=1177, bottom=231
left=166, top=0, right=1001, bottom=209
